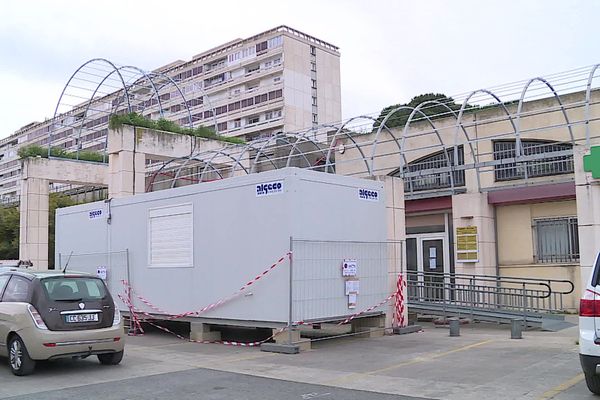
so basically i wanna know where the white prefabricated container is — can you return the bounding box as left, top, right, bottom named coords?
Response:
left=55, top=168, right=388, bottom=326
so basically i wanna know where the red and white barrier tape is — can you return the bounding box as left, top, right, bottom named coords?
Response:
left=121, top=252, right=292, bottom=320
left=138, top=308, right=288, bottom=346
left=395, top=274, right=407, bottom=328
left=119, top=292, right=144, bottom=335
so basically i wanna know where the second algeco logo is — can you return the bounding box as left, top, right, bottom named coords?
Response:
left=256, top=181, right=284, bottom=197
left=358, top=188, right=379, bottom=202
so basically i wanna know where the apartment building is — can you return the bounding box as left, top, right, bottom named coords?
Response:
left=0, top=25, right=341, bottom=203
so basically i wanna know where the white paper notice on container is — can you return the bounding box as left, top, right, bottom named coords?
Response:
left=342, top=259, right=358, bottom=276
left=345, top=279, right=360, bottom=295
left=256, top=181, right=284, bottom=197
left=96, top=266, right=107, bottom=280
left=88, top=209, right=104, bottom=220
left=348, top=293, right=357, bottom=309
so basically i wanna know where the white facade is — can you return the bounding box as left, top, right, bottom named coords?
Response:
left=0, top=26, right=341, bottom=203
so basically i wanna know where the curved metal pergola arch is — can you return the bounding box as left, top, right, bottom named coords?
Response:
left=74, top=65, right=169, bottom=159
left=399, top=101, right=457, bottom=190
left=451, top=89, right=518, bottom=192
left=145, top=156, right=194, bottom=192
left=192, top=149, right=251, bottom=186
left=515, top=77, right=575, bottom=163
left=324, top=116, right=377, bottom=175
left=585, top=64, right=600, bottom=147
left=168, top=145, right=248, bottom=188
left=249, top=132, right=312, bottom=174
left=232, top=139, right=279, bottom=176
left=284, top=131, right=327, bottom=168
left=51, top=58, right=133, bottom=157
left=368, top=106, right=415, bottom=178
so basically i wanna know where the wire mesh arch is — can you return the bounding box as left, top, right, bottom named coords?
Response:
left=50, top=58, right=198, bottom=161
left=41, top=60, right=600, bottom=197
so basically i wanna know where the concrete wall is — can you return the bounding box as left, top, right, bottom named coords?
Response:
left=496, top=200, right=579, bottom=310
left=496, top=200, right=577, bottom=265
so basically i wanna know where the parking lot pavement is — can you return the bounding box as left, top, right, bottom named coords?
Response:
left=0, top=317, right=592, bottom=400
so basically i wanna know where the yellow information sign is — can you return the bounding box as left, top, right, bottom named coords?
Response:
left=456, top=226, right=478, bottom=262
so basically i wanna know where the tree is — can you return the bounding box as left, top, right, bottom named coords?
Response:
left=0, top=193, right=77, bottom=268
left=0, top=205, right=20, bottom=260
left=374, top=93, right=462, bottom=130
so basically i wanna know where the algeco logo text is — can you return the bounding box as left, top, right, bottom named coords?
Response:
left=256, top=181, right=284, bottom=197
left=358, top=188, right=379, bottom=202
left=88, top=209, right=103, bottom=220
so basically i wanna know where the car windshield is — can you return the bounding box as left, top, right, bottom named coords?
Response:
left=42, top=277, right=107, bottom=301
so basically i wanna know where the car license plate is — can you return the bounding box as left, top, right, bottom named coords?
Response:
left=65, top=313, right=99, bottom=323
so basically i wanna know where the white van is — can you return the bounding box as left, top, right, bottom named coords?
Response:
left=580, top=252, right=600, bottom=394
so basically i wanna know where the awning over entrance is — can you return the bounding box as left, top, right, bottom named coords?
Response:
left=487, top=182, right=576, bottom=206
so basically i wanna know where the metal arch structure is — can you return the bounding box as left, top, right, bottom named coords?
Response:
left=232, top=140, right=279, bottom=176
left=585, top=64, right=600, bottom=147
left=169, top=146, right=248, bottom=188
left=249, top=132, right=313, bottom=174
left=284, top=130, right=328, bottom=169
left=74, top=65, right=174, bottom=159
left=451, top=89, right=518, bottom=192
left=368, top=106, right=412, bottom=177
left=51, top=58, right=133, bottom=157
left=50, top=58, right=197, bottom=161
left=195, top=149, right=251, bottom=186
left=399, top=102, right=458, bottom=190
left=515, top=77, right=575, bottom=158
left=324, top=116, right=377, bottom=175
left=44, top=62, right=599, bottom=197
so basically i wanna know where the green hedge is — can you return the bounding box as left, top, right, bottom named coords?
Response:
left=18, top=145, right=107, bottom=163
left=109, top=112, right=245, bottom=145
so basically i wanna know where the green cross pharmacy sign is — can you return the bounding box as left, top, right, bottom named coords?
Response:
left=584, top=146, right=600, bottom=179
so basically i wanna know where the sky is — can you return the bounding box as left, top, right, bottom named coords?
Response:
left=1, top=0, right=599, bottom=138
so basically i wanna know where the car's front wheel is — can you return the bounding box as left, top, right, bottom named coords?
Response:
left=8, top=335, right=36, bottom=376
left=97, top=350, right=124, bottom=365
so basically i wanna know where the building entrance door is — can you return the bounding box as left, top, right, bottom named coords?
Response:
left=406, top=234, right=449, bottom=301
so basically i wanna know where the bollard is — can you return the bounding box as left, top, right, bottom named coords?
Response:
left=449, top=318, right=460, bottom=337
left=511, top=319, right=523, bottom=339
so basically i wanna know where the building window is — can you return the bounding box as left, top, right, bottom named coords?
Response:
left=493, top=140, right=573, bottom=181
left=311, top=62, right=316, bottom=72
left=310, top=45, right=316, bottom=56
left=248, top=115, right=260, bottom=125
left=312, top=113, right=318, bottom=124
left=533, top=217, right=579, bottom=263
left=265, top=110, right=281, bottom=121
left=311, top=79, right=317, bottom=89
left=255, top=93, right=268, bottom=104
left=274, top=76, right=281, bottom=83
left=267, top=36, right=282, bottom=49
left=256, top=41, right=268, bottom=53
left=241, top=98, right=254, bottom=108
left=312, top=96, right=317, bottom=106
left=394, top=146, right=465, bottom=193
left=233, top=119, right=241, bottom=128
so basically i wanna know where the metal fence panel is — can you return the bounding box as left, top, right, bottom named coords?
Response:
left=291, top=240, right=402, bottom=323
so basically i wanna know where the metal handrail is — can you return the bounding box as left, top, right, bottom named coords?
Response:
left=405, top=270, right=574, bottom=295
left=405, top=271, right=572, bottom=318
